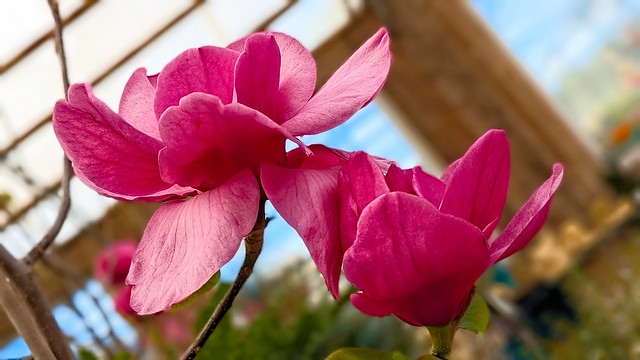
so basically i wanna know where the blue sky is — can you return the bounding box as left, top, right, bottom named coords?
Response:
left=473, top=0, right=640, bottom=93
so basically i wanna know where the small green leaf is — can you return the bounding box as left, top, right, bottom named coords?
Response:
left=78, top=348, right=99, bottom=360
left=457, top=292, right=490, bottom=333
left=113, top=351, right=132, bottom=360
left=326, top=347, right=407, bottom=360
left=416, top=355, right=440, bottom=360
left=171, top=271, right=221, bottom=311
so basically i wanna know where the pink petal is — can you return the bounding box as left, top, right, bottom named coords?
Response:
left=440, top=158, right=460, bottom=185
left=127, top=170, right=260, bottom=315
left=228, top=32, right=316, bottom=121
left=489, top=163, right=564, bottom=264
left=53, top=84, right=177, bottom=199
left=412, top=167, right=445, bottom=207
left=76, top=169, right=195, bottom=202
left=286, top=144, right=350, bottom=169
left=153, top=46, right=239, bottom=119
left=439, top=130, right=511, bottom=238
left=350, top=293, right=395, bottom=317
left=158, top=93, right=300, bottom=191
left=234, top=33, right=281, bottom=121
left=381, top=281, right=476, bottom=326
left=338, top=170, right=359, bottom=251
left=344, top=152, right=389, bottom=213
left=282, top=28, right=391, bottom=136
left=352, top=283, right=476, bottom=327
left=261, top=162, right=343, bottom=298
left=384, top=164, right=416, bottom=194
left=338, top=151, right=393, bottom=251
left=119, top=68, right=160, bottom=140
left=343, top=192, right=488, bottom=323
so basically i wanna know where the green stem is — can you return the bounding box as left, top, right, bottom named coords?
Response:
left=426, top=322, right=456, bottom=360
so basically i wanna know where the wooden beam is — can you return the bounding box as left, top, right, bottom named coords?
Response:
left=313, top=2, right=612, bottom=225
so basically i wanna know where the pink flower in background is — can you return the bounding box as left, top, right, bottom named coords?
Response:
left=94, top=239, right=137, bottom=286
left=114, top=286, right=137, bottom=317
left=53, top=28, right=391, bottom=315
left=265, top=130, right=563, bottom=326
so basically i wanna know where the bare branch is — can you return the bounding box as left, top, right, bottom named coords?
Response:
left=0, top=245, right=74, bottom=359
left=23, top=0, right=73, bottom=266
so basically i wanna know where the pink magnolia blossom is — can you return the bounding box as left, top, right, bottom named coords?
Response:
left=264, top=130, right=563, bottom=326
left=53, top=29, right=391, bottom=315
left=114, top=286, right=137, bottom=316
left=94, top=239, right=137, bottom=286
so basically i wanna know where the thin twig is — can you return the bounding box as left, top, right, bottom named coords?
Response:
left=49, top=0, right=71, bottom=93
left=24, top=0, right=73, bottom=266
left=181, top=198, right=267, bottom=360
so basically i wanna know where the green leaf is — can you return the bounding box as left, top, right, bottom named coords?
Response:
left=171, top=271, right=221, bottom=311
left=113, top=351, right=132, bottom=360
left=78, top=348, right=99, bottom=360
left=326, top=347, right=407, bottom=360
left=457, top=292, right=490, bottom=333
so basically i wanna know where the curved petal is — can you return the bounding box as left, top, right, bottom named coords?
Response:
left=158, top=93, right=301, bottom=191
left=261, top=162, right=343, bottom=298
left=489, top=163, right=564, bottom=264
left=127, top=170, right=260, bottom=315
left=154, top=46, right=239, bottom=118
left=282, top=28, right=392, bottom=136
left=440, top=129, right=510, bottom=238
left=286, top=144, right=349, bottom=169
left=385, top=164, right=416, bottom=194
left=349, top=292, right=395, bottom=318
left=228, top=32, right=316, bottom=120
left=235, top=33, right=281, bottom=121
left=352, top=282, right=475, bottom=327
left=390, top=282, right=475, bottom=326
left=440, top=158, right=460, bottom=185
left=343, top=192, right=488, bottom=303
left=76, top=168, right=195, bottom=202
left=53, top=83, right=175, bottom=199
left=345, top=152, right=389, bottom=214
left=119, top=67, right=160, bottom=140
left=412, top=167, right=445, bottom=207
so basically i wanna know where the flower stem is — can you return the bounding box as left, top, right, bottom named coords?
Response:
left=181, top=197, right=267, bottom=360
left=427, top=322, right=456, bottom=360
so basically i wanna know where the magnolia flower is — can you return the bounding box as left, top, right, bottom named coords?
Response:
left=114, top=286, right=137, bottom=316
left=265, top=130, right=563, bottom=326
left=53, top=29, right=391, bottom=315
left=94, top=239, right=137, bottom=286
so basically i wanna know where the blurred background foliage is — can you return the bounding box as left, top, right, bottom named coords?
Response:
left=195, top=260, right=418, bottom=360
